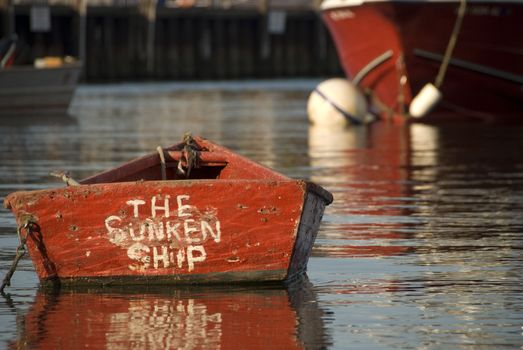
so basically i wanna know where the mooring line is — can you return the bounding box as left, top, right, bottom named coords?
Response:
left=0, top=221, right=34, bottom=294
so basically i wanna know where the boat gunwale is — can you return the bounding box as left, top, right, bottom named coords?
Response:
left=4, top=178, right=333, bottom=210
left=80, top=136, right=292, bottom=185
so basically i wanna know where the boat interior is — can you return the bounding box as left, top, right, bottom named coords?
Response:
left=80, top=139, right=287, bottom=185
left=81, top=148, right=228, bottom=184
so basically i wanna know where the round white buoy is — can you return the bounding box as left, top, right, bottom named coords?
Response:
left=307, top=78, right=370, bottom=126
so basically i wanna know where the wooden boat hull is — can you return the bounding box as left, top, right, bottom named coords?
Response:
left=321, top=0, right=523, bottom=122
left=0, top=62, right=81, bottom=115
left=5, top=179, right=329, bottom=286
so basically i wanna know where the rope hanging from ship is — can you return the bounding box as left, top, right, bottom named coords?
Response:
left=435, top=0, right=468, bottom=89
left=408, top=0, right=468, bottom=118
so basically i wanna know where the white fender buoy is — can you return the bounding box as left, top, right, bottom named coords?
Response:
left=307, top=78, right=371, bottom=126
left=409, top=83, right=443, bottom=118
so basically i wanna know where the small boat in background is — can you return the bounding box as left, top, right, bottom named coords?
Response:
left=0, top=35, right=81, bottom=115
left=320, top=0, right=523, bottom=122
left=3, top=136, right=332, bottom=287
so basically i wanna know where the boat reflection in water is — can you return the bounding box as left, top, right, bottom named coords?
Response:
left=9, top=277, right=330, bottom=349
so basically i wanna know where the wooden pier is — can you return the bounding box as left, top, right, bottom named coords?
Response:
left=0, top=0, right=342, bottom=81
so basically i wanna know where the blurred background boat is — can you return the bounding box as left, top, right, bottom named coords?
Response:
left=320, top=0, right=523, bottom=122
left=0, top=0, right=82, bottom=117
left=0, top=36, right=81, bottom=115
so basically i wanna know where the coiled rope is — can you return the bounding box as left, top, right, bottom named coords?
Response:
left=177, top=133, right=201, bottom=177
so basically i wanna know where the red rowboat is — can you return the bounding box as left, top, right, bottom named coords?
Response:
left=321, top=0, right=523, bottom=122
left=3, top=136, right=332, bottom=286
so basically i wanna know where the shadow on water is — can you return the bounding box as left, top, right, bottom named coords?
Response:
left=6, top=276, right=331, bottom=349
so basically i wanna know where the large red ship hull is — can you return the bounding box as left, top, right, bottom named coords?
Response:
left=322, top=1, right=523, bottom=122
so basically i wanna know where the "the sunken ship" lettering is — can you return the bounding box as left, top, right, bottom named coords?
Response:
left=104, top=194, right=221, bottom=272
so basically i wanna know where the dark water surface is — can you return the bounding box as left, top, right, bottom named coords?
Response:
left=0, top=81, right=522, bottom=349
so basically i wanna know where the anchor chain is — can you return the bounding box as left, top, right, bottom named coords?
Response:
left=0, top=220, right=35, bottom=294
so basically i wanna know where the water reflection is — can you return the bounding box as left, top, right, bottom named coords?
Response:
left=8, top=278, right=330, bottom=350
left=309, top=122, right=523, bottom=257
left=309, top=123, right=414, bottom=259
left=307, top=122, right=523, bottom=348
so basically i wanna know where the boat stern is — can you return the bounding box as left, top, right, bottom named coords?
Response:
left=286, top=182, right=333, bottom=281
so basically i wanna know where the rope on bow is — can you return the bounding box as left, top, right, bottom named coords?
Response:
left=157, top=146, right=167, bottom=181
left=1, top=219, right=37, bottom=294
left=49, top=170, right=80, bottom=186
left=176, top=133, right=201, bottom=178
